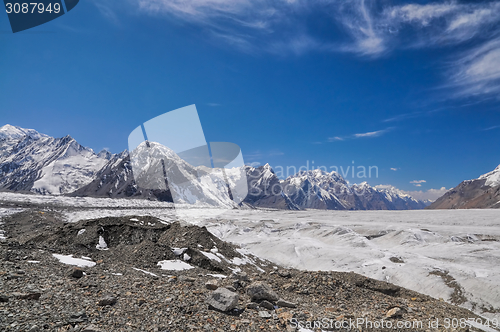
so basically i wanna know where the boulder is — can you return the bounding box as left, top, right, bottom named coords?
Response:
left=206, top=288, right=239, bottom=311
left=247, top=282, right=279, bottom=302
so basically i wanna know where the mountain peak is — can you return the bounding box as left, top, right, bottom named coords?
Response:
left=478, top=163, right=500, bottom=187
left=0, top=124, right=48, bottom=141
left=97, top=149, right=113, bottom=160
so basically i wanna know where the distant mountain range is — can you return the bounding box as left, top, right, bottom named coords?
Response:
left=0, top=124, right=431, bottom=210
left=428, top=164, right=500, bottom=209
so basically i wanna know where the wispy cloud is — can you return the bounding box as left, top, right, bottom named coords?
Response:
left=390, top=168, right=398, bottom=171
left=448, top=38, right=500, bottom=99
left=135, top=0, right=500, bottom=100
left=353, top=129, right=388, bottom=138
left=333, top=1, right=500, bottom=56
left=134, top=0, right=500, bottom=55
left=335, top=0, right=386, bottom=56
left=327, top=127, right=392, bottom=142
left=410, top=179, right=426, bottom=187
left=92, top=0, right=121, bottom=25
left=483, top=125, right=500, bottom=131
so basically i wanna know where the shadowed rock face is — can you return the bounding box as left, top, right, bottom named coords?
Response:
left=243, top=164, right=299, bottom=210
left=429, top=178, right=500, bottom=209
left=69, top=154, right=173, bottom=202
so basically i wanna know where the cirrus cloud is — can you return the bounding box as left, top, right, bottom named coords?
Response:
left=133, top=0, right=500, bottom=99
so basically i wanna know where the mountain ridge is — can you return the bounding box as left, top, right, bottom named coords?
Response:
left=0, top=124, right=431, bottom=210
left=428, top=164, right=500, bottom=209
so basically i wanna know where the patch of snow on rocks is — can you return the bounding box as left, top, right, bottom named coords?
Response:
left=52, top=254, right=96, bottom=267
left=200, top=251, right=222, bottom=262
left=96, top=236, right=108, bottom=250
left=157, top=260, right=194, bottom=271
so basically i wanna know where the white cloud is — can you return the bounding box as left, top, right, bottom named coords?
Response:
left=410, top=180, right=426, bottom=186
left=390, top=168, right=398, bottom=171
left=483, top=125, right=500, bottom=131
left=327, top=127, right=392, bottom=142
left=403, top=187, right=449, bottom=201
left=353, top=129, right=388, bottom=138
left=336, top=0, right=387, bottom=56
left=134, top=0, right=500, bottom=57
left=449, top=38, right=500, bottom=99
left=134, top=0, right=500, bottom=99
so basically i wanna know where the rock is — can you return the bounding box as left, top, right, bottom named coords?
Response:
left=276, top=299, right=297, bottom=308
left=0, top=294, right=8, bottom=302
left=389, top=257, right=405, bottom=263
left=246, top=302, right=259, bottom=309
left=232, top=271, right=249, bottom=281
left=226, top=286, right=236, bottom=292
left=82, top=324, right=103, bottom=332
left=205, top=280, right=218, bottom=290
left=206, top=288, right=239, bottom=312
left=28, top=326, right=40, bottom=332
left=137, top=298, right=146, bottom=306
left=258, top=311, right=272, bottom=318
left=232, top=280, right=241, bottom=289
left=247, top=282, right=279, bottom=302
left=260, top=300, right=275, bottom=310
left=97, top=295, right=117, bottom=306
left=386, top=307, right=403, bottom=318
left=12, top=292, right=41, bottom=300
left=69, top=267, right=84, bottom=278
left=277, top=270, right=291, bottom=278
left=178, top=276, right=196, bottom=283
left=68, top=311, right=88, bottom=324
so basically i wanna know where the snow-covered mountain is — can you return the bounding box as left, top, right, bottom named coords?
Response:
left=0, top=125, right=109, bottom=195
left=243, top=164, right=299, bottom=210
left=281, top=169, right=362, bottom=210
left=279, top=169, right=429, bottom=210
left=130, top=141, right=247, bottom=208
left=0, top=124, right=48, bottom=141
left=0, top=124, right=429, bottom=210
left=374, top=184, right=430, bottom=210
left=429, top=164, right=500, bottom=209
left=67, top=151, right=158, bottom=200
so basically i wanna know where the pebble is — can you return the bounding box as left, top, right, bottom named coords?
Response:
left=69, top=267, right=84, bottom=278
left=386, top=307, right=403, bottom=318
left=246, top=302, right=259, bottom=309
left=205, top=280, right=219, bottom=290
left=97, top=295, right=117, bottom=306
left=258, top=311, right=272, bottom=318
left=260, top=300, right=275, bottom=310
left=277, top=299, right=297, bottom=308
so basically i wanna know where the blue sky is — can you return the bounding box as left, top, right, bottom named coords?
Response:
left=1, top=0, right=500, bottom=199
